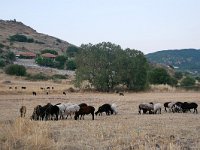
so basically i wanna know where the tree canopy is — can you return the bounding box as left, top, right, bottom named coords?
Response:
left=75, top=42, right=148, bottom=91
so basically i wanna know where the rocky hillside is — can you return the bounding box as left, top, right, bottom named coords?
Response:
left=0, top=19, right=71, bottom=54
left=146, top=49, right=200, bottom=74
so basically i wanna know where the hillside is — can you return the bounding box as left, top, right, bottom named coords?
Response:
left=146, top=49, right=200, bottom=74
left=0, top=19, right=71, bottom=54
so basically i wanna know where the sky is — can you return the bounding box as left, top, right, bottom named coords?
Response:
left=0, top=0, right=200, bottom=54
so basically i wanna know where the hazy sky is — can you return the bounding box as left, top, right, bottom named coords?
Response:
left=1, top=0, right=200, bottom=54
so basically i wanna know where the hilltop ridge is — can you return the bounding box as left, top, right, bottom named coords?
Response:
left=0, top=19, right=72, bottom=54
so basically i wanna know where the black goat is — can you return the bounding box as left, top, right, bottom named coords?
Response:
left=181, top=102, right=198, bottom=113
left=74, top=106, right=95, bottom=120
left=95, top=104, right=113, bottom=116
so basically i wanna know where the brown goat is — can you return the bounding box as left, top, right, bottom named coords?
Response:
left=20, top=106, right=26, bottom=117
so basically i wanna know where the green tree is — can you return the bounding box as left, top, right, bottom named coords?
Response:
left=148, top=68, right=171, bottom=85
left=180, top=76, right=195, bottom=87
left=67, top=60, right=76, bottom=70
left=174, top=72, right=183, bottom=80
left=0, top=59, right=5, bottom=68
left=41, top=49, right=58, bottom=55
left=5, top=64, right=26, bottom=76
left=75, top=42, right=148, bottom=91
left=5, top=51, right=16, bottom=61
left=66, top=45, right=79, bottom=57
left=55, top=55, right=67, bottom=69
left=35, top=56, right=54, bottom=67
left=9, top=34, right=27, bottom=42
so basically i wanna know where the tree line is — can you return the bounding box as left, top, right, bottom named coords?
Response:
left=74, top=42, right=199, bottom=92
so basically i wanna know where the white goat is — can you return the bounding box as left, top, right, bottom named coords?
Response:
left=111, top=103, right=117, bottom=115
left=56, top=103, right=66, bottom=119
left=153, top=103, right=162, bottom=114
left=168, top=102, right=175, bottom=112
left=64, top=104, right=80, bottom=119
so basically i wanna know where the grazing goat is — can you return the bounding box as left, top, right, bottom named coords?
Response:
left=20, top=106, right=26, bottom=117
left=56, top=103, right=66, bottom=119
left=181, top=102, right=198, bottom=113
left=171, top=102, right=183, bottom=113
left=164, top=102, right=171, bottom=112
left=65, top=104, right=80, bottom=119
left=138, top=103, right=154, bottom=114
left=31, top=105, right=42, bottom=120
left=32, top=91, right=37, bottom=96
left=79, top=103, right=88, bottom=108
left=153, top=103, right=162, bottom=114
left=74, top=106, right=95, bottom=120
left=95, top=104, right=114, bottom=116
left=119, top=92, right=124, bottom=96
left=21, top=86, right=26, bottom=89
left=111, top=103, right=117, bottom=115
left=167, top=102, right=175, bottom=112
left=63, top=92, right=66, bottom=95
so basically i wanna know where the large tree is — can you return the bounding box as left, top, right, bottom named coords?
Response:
left=75, top=42, right=148, bottom=91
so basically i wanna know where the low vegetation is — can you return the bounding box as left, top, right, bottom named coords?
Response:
left=0, top=50, right=16, bottom=68
left=25, top=73, right=67, bottom=81
left=9, top=34, right=34, bottom=43
left=5, top=64, right=26, bottom=76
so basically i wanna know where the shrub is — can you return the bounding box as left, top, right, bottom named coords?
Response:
left=35, top=57, right=55, bottom=67
left=148, top=68, right=171, bottom=85
left=9, top=34, right=35, bottom=43
left=169, top=77, right=178, bottom=87
left=52, top=74, right=68, bottom=79
left=0, top=43, right=4, bottom=48
left=35, top=40, right=45, bottom=44
left=67, top=60, right=76, bottom=70
left=180, top=76, right=196, bottom=88
left=5, top=64, right=26, bottom=76
left=41, top=49, right=58, bottom=55
left=56, top=39, right=62, bottom=43
left=9, top=34, right=27, bottom=42
left=26, top=73, right=49, bottom=81
left=66, top=46, right=79, bottom=57
left=0, top=59, right=5, bottom=68
left=174, top=72, right=183, bottom=80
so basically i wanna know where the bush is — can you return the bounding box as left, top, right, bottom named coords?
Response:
left=148, top=68, right=171, bottom=85
left=26, top=73, right=49, bottom=81
left=180, top=76, right=196, bottom=88
left=66, top=46, right=79, bottom=57
left=52, top=74, right=67, bottom=79
left=5, top=64, right=26, bottom=76
left=41, top=49, right=58, bottom=55
left=0, top=59, right=5, bottom=68
left=174, top=72, right=183, bottom=80
left=35, top=57, right=55, bottom=67
left=0, top=43, right=4, bottom=48
left=67, top=60, right=76, bottom=70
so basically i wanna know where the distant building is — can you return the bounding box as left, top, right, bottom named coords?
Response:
left=41, top=53, right=57, bottom=59
left=16, top=52, right=36, bottom=59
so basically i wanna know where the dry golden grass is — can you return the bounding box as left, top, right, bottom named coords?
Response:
left=0, top=92, right=200, bottom=150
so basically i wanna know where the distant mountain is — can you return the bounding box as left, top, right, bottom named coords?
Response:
left=146, top=49, right=200, bottom=74
left=0, top=19, right=72, bottom=54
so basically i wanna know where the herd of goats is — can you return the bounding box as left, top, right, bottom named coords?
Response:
left=19, top=101, right=198, bottom=121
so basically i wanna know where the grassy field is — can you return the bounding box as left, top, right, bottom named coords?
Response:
left=0, top=91, right=200, bottom=150
left=0, top=73, right=200, bottom=149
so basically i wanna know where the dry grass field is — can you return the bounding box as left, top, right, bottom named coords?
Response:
left=0, top=76, right=200, bottom=149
